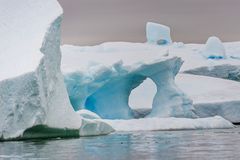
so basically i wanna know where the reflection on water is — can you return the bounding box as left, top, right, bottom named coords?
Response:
left=1, top=127, right=240, bottom=160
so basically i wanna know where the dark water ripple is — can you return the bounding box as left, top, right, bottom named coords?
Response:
left=1, top=127, right=240, bottom=160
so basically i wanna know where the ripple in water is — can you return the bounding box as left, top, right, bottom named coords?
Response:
left=1, top=127, right=240, bottom=160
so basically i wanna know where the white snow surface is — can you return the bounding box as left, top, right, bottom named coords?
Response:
left=102, top=116, right=233, bottom=131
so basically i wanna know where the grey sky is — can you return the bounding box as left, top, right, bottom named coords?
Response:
left=58, top=0, right=240, bottom=45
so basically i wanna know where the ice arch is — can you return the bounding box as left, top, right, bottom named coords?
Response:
left=64, top=57, right=196, bottom=119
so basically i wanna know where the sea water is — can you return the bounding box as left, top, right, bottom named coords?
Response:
left=1, top=127, right=240, bottom=160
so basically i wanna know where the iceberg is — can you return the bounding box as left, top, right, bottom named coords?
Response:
left=0, top=0, right=113, bottom=140
left=202, top=36, right=226, bottom=59
left=0, top=0, right=82, bottom=140
left=146, top=22, right=172, bottom=45
left=60, top=25, right=240, bottom=127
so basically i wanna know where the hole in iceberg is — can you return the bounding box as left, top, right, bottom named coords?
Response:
left=129, top=78, right=157, bottom=118
left=64, top=71, right=160, bottom=119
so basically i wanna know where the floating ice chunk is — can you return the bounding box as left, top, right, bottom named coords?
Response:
left=146, top=22, right=172, bottom=45
left=79, top=119, right=115, bottom=136
left=202, top=36, right=226, bottom=59
left=77, top=109, right=101, bottom=119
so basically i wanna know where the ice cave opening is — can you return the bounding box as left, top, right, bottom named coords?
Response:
left=129, top=78, right=157, bottom=118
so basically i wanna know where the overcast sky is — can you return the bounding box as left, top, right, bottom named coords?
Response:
left=58, top=0, right=240, bottom=45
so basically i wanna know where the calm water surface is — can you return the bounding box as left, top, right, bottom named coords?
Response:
left=1, top=127, right=240, bottom=160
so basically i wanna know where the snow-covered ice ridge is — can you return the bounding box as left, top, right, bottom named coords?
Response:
left=0, top=1, right=239, bottom=140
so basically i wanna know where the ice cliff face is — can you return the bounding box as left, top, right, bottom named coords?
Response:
left=0, top=0, right=82, bottom=140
